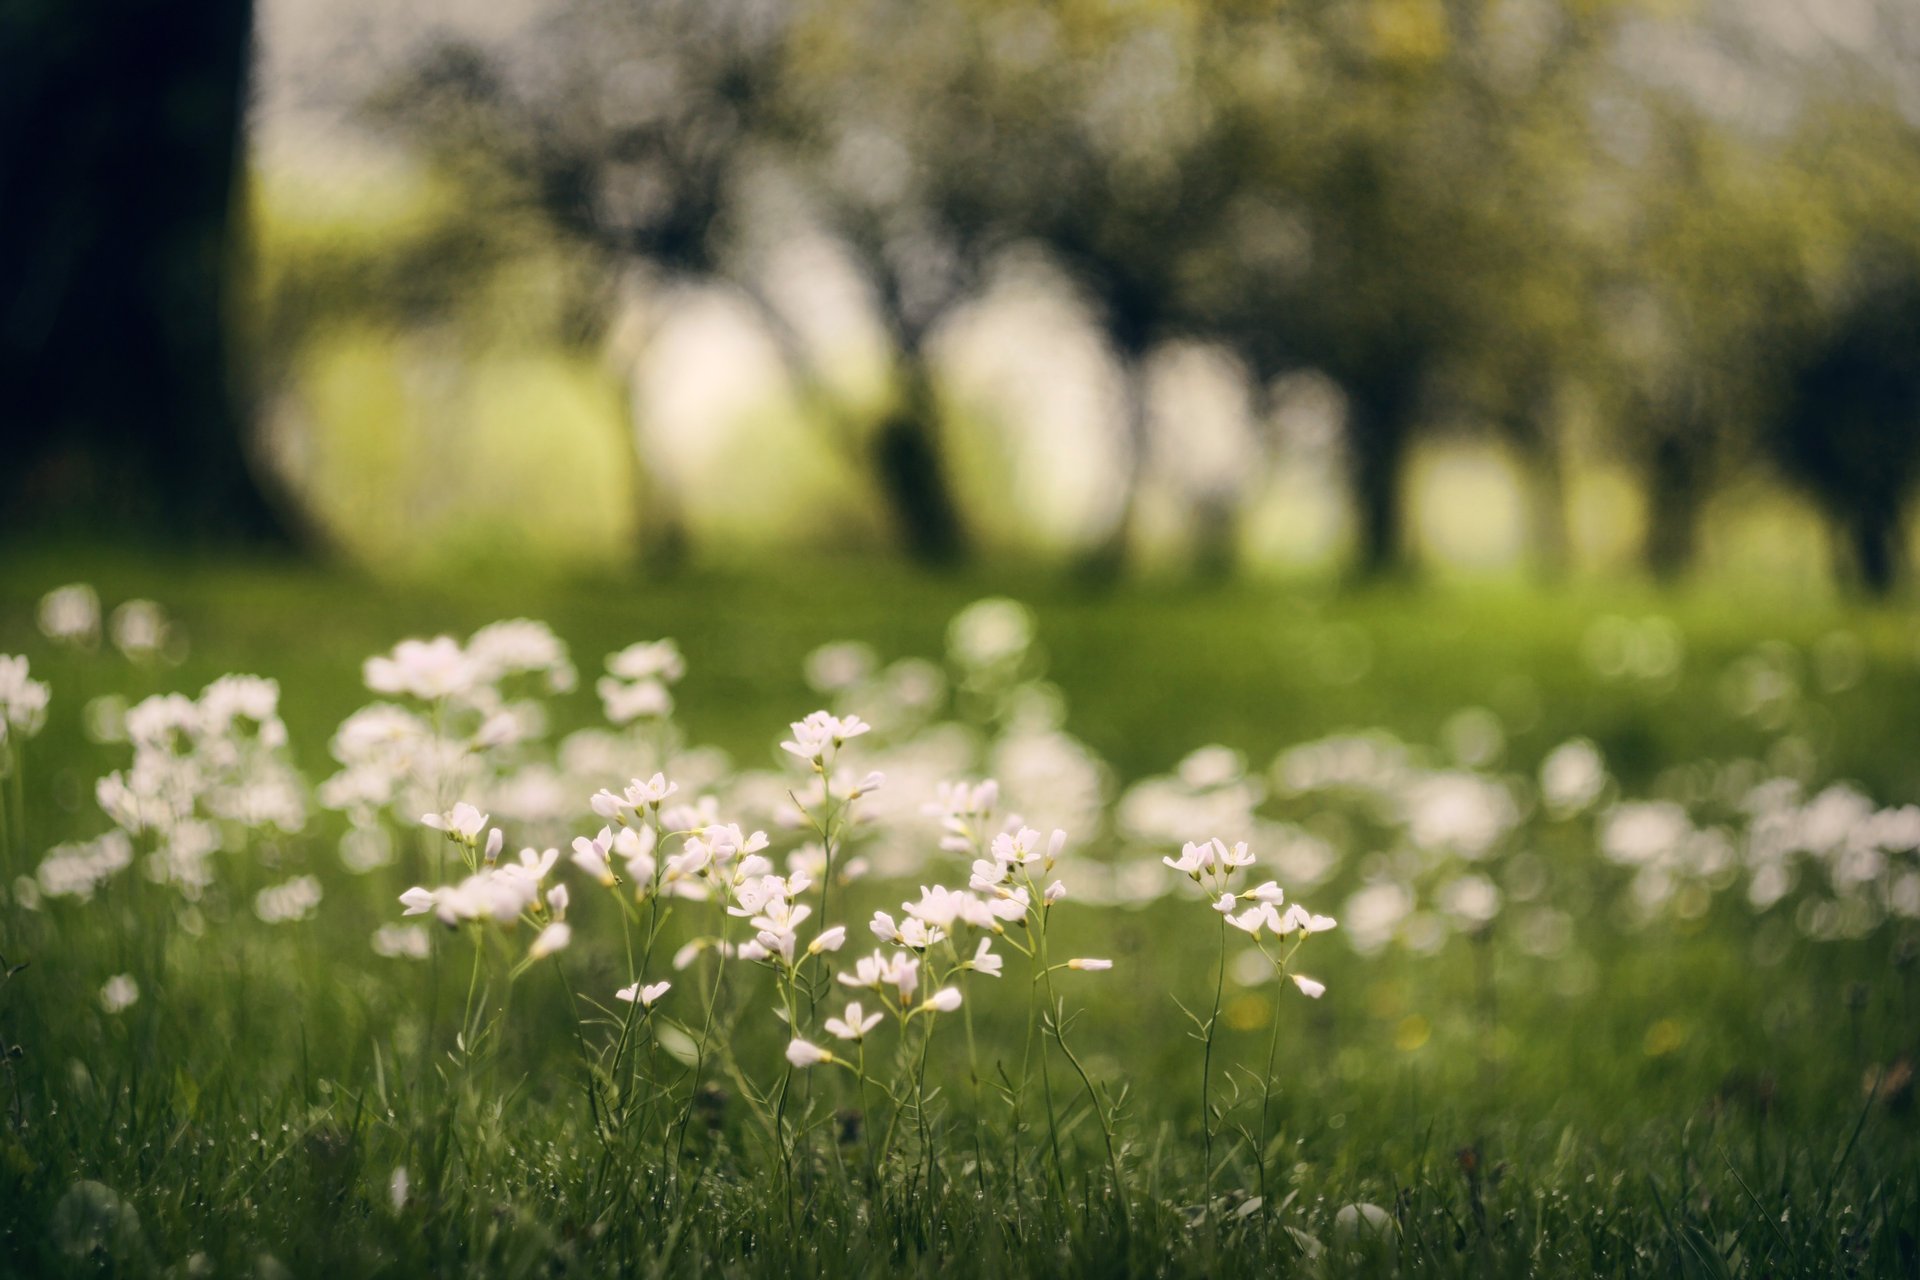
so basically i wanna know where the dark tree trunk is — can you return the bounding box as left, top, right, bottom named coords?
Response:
left=0, top=0, right=295, bottom=546
left=871, top=357, right=967, bottom=566
left=1643, top=432, right=1702, bottom=582
left=1845, top=506, right=1903, bottom=597
left=1346, top=377, right=1417, bottom=579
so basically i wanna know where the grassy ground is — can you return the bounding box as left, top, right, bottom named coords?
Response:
left=0, top=550, right=1917, bottom=1277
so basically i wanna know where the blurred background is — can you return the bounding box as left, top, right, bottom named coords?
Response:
left=6, top=0, right=1920, bottom=592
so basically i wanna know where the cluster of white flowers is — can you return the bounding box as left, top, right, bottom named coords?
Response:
left=1167, top=837, right=1336, bottom=998
left=81, top=677, right=307, bottom=895
left=323, top=622, right=580, bottom=866
left=0, top=655, right=51, bottom=757
left=254, top=874, right=324, bottom=924
left=32, top=831, right=134, bottom=903
left=598, top=639, right=682, bottom=724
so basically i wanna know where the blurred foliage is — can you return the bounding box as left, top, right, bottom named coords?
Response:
left=236, top=0, right=1920, bottom=589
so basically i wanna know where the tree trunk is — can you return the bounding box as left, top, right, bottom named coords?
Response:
left=871, top=356, right=967, bottom=566
left=1845, top=506, right=1903, bottom=597
left=1346, top=379, right=1416, bottom=579
left=0, top=0, right=296, bottom=546
left=1642, top=432, right=1702, bottom=582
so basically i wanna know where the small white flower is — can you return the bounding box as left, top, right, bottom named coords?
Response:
left=546, top=883, right=570, bottom=917
left=100, top=974, right=139, bottom=1013
left=1067, top=957, right=1112, bottom=971
left=1278, top=904, right=1338, bottom=935
left=398, top=886, right=438, bottom=916
left=529, top=922, right=572, bottom=959
left=372, top=924, right=430, bottom=959
left=38, top=584, right=101, bottom=646
left=809, top=925, right=848, bottom=954
left=570, top=832, right=617, bottom=885
left=967, top=937, right=1004, bottom=978
left=824, top=1001, right=885, bottom=1041
left=589, top=789, right=630, bottom=821
left=785, top=1037, right=832, bottom=1068
left=422, top=803, right=488, bottom=844
left=607, top=639, right=685, bottom=684
left=1043, top=880, right=1067, bottom=906
left=920, top=986, right=963, bottom=1013
left=627, top=772, right=678, bottom=806
left=1291, top=974, right=1327, bottom=999
left=616, top=980, right=671, bottom=1007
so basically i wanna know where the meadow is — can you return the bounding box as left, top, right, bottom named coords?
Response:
left=1, top=551, right=1916, bottom=1278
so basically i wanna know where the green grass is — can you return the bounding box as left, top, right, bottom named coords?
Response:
left=1, top=550, right=1917, bottom=1277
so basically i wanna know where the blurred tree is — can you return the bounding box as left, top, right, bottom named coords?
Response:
left=1768, top=247, right=1920, bottom=594
left=0, top=0, right=295, bottom=545
left=375, top=0, right=976, bottom=565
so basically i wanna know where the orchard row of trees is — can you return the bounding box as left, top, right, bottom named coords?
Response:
left=362, top=0, right=1920, bottom=588
left=8, top=0, right=1920, bottom=589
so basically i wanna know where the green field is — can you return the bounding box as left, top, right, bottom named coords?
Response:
left=1, top=552, right=1917, bottom=1277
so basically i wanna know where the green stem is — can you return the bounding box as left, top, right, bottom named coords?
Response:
left=1202, top=913, right=1227, bottom=1211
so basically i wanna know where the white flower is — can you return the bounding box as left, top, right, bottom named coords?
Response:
left=372, top=924, right=431, bottom=959
left=809, top=925, right=848, bottom=954
left=255, top=875, right=323, bottom=924
left=840, top=949, right=919, bottom=1001
left=785, top=1038, right=832, bottom=1069
left=598, top=677, right=672, bottom=724
left=1226, top=903, right=1281, bottom=937
left=365, top=636, right=474, bottom=701
left=824, top=1001, right=885, bottom=1042
left=0, top=656, right=50, bottom=737
left=100, top=974, right=140, bottom=1013
left=607, top=640, right=685, bottom=684
left=948, top=598, right=1033, bottom=668
left=110, top=600, right=169, bottom=663
left=1164, top=837, right=1255, bottom=893
left=546, top=883, right=570, bottom=917
left=1291, top=974, right=1327, bottom=999
left=589, top=789, right=631, bottom=821
left=990, top=827, right=1046, bottom=868
left=1067, top=957, right=1112, bottom=971
left=483, top=828, right=504, bottom=863
left=920, top=986, right=963, bottom=1013
left=398, top=886, right=438, bottom=916
left=780, top=711, right=872, bottom=765
left=1278, top=904, right=1338, bottom=936
left=617, top=980, right=671, bottom=1007
left=627, top=773, right=678, bottom=806
left=570, top=831, right=617, bottom=885
left=529, top=922, right=572, bottom=959
left=1043, top=880, right=1067, bottom=906
left=38, top=584, right=100, bottom=646
left=967, top=937, right=1004, bottom=978
left=422, top=803, right=488, bottom=844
